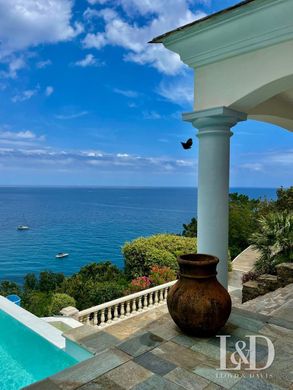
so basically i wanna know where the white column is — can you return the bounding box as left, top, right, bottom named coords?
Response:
left=183, top=107, right=246, bottom=288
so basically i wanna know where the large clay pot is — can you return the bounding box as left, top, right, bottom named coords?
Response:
left=167, top=253, right=231, bottom=337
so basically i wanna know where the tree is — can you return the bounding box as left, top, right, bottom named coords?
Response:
left=182, top=217, right=197, bottom=237
left=0, top=281, right=21, bottom=297
left=250, top=212, right=293, bottom=274
left=39, top=271, right=65, bottom=292
left=275, top=186, right=293, bottom=212
left=24, top=273, right=39, bottom=292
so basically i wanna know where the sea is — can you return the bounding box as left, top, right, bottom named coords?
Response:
left=0, top=187, right=277, bottom=284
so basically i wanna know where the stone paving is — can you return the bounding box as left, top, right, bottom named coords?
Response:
left=26, top=288, right=293, bottom=390
left=228, top=246, right=260, bottom=306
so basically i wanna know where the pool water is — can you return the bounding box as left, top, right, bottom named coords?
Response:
left=0, top=310, right=79, bottom=389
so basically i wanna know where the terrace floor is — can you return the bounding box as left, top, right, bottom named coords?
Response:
left=26, top=284, right=293, bottom=390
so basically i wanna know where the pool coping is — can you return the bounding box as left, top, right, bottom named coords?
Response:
left=0, top=295, right=65, bottom=349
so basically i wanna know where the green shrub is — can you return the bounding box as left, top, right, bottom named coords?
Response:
left=250, top=211, right=293, bottom=274
left=123, top=234, right=196, bottom=278
left=39, top=271, right=65, bottom=292
left=22, top=291, right=52, bottom=317
left=50, top=293, right=76, bottom=315
left=0, top=281, right=21, bottom=297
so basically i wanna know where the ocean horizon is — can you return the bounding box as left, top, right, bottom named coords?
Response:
left=0, top=186, right=277, bottom=284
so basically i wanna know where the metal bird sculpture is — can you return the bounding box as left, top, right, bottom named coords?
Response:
left=181, top=138, right=193, bottom=150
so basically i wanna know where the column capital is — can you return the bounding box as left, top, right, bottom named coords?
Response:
left=182, top=106, right=247, bottom=131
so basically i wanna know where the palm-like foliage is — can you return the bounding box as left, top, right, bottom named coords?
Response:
left=250, top=212, right=293, bottom=274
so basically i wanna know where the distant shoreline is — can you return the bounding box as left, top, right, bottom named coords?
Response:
left=0, top=185, right=278, bottom=189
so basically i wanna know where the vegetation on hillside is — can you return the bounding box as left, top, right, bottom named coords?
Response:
left=1, top=187, right=291, bottom=316
left=182, top=187, right=293, bottom=262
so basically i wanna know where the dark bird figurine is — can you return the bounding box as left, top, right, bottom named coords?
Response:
left=181, top=138, right=193, bottom=150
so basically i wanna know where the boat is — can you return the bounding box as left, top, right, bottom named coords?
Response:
left=56, top=253, right=69, bottom=259
left=17, top=225, right=30, bottom=231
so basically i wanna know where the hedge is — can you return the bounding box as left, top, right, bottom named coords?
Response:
left=123, top=233, right=196, bottom=279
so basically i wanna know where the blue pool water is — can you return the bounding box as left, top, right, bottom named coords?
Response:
left=0, top=187, right=277, bottom=283
left=0, top=309, right=79, bottom=389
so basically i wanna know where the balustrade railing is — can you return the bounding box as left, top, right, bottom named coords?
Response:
left=74, top=280, right=176, bottom=328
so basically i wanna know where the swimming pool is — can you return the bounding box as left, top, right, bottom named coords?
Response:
left=0, top=308, right=89, bottom=389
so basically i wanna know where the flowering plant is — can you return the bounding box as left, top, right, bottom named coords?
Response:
left=149, top=265, right=176, bottom=286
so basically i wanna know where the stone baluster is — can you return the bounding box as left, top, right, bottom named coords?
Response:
left=143, top=294, right=148, bottom=310
left=120, top=302, right=125, bottom=319
left=126, top=301, right=131, bottom=316
left=100, top=309, right=106, bottom=327
left=159, top=289, right=164, bottom=303
left=106, top=307, right=112, bottom=324
left=131, top=299, right=136, bottom=313
left=113, top=305, right=119, bottom=321
left=93, top=311, right=98, bottom=326
left=138, top=296, right=143, bottom=312
left=149, top=292, right=154, bottom=307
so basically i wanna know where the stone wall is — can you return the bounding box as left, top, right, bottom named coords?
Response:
left=242, top=263, right=293, bottom=303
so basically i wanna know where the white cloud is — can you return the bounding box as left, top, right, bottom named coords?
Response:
left=87, top=0, right=109, bottom=4
left=0, top=145, right=194, bottom=172
left=1, top=57, right=26, bottom=79
left=0, top=130, right=36, bottom=140
left=240, top=163, right=263, bottom=172
left=157, top=73, right=194, bottom=106
left=11, top=87, right=39, bottom=103
left=74, top=54, right=103, bottom=67
left=142, top=110, right=161, bottom=120
left=113, top=88, right=139, bottom=98
left=83, top=33, right=107, bottom=50
left=0, top=130, right=45, bottom=146
left=0, top=0, right=82, bottom=61
left=55, top=111, right=89, bottom=120
left=36, top=59, right=52, bottom=69
left=82, top=0, right=206, bottom=75
left=45, top=86, right=54, bottom=97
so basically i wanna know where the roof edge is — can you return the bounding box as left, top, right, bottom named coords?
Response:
left=149, top=0, right=256, bottom=44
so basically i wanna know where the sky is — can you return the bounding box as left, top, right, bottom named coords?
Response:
left=0, top=0, right=292, bottom=187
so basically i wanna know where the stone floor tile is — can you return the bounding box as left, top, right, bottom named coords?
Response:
left=91, top=375, right=125, bottom=389
left=23, top=379, right=61, bottom=389
left=231, top=377, right=284, bottom=390
left=64, top=325, right=99, bottom=343
left=132, top=374, right=185, bottom=390
left=171, top=333, right=205, bottom=348
left=228, top=311, right=265, bottom=332
left=193, top=365, right=240, bottom=389
left=117, top=332, right=164, bottom=357
left=78, top=378, right=123, bottom=390
left=204, top=383, right=225, bottom=389
left=191, top=340, right=221, bottom=360
left=134, top=351, right=176, bottom=376
left=152, top=341, right=203, bottom=371
left=104, top=360, right=152, bottom=389
left=80, top=331, right=120, bottom=354
left=51, top=348, right=130, bottom=390
left=149, top=322, right=181, bottom=340
left=165, top=367, right=210, bottom=390
left=259, top=323, right=293, bottom=339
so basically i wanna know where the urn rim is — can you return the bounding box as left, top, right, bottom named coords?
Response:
left=178, top=253, right=219, bottom=267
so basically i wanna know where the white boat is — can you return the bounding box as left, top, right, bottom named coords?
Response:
left=17, top=225, right=30, bottom=231
left=56, top=253, right=69, bottom=259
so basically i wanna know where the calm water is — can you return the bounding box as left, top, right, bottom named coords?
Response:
left=0, top=309, right=78, bottom=389
left=0, top=187, right=277, bottom=283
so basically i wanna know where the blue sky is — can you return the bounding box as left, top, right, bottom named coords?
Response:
left=0, top=0, right=292, bottom=187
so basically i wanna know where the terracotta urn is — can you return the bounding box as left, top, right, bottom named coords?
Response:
left=167, top=253, right=231, bottom=337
